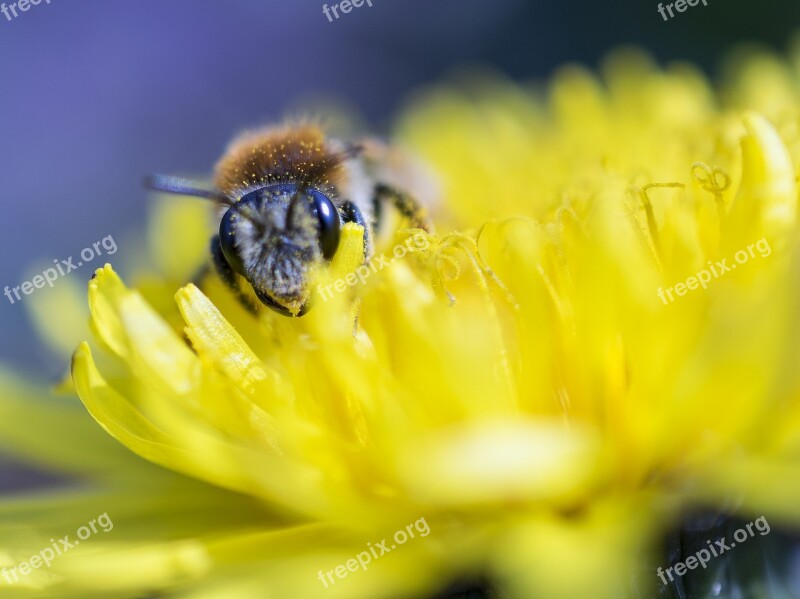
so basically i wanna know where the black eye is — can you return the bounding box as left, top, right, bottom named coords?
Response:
left=307, top=189, right=341, bottom=260
left=219, top=204, right=247, bottom=276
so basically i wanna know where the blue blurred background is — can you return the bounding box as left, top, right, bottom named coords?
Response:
left=0, top=0, right=798, bottom=376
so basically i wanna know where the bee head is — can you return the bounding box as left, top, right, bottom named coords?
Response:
left=219, top=184, right=341, bottom=316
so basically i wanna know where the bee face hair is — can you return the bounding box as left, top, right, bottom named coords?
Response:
left=220, top=184, right=340, bottom=315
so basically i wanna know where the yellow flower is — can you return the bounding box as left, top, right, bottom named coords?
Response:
left=3, top=44, right=800, bottom=599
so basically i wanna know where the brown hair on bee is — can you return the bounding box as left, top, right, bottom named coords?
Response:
left=214, top=124, right=357, bottom=199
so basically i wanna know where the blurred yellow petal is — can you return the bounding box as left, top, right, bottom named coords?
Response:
left=24, top=275, right=90, bottom=362
left=0, top=369, right=155, bottom=483
left=726, top=112, right=797, bottom=250
left=396, top=419, right=600, bottom=508
left=495, top=500, right=658, bottom=599
left=146, top=195, right=214, bottom=281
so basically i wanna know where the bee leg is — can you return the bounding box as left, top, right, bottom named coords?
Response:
left=339, top=200, right=373, bottom=261
left=191, top=263, right=211, bottom=287
left=371, top=192, right=383, bottom=233
left=210, top=235, right=261, bottom=315
left=374, top=184, right=433, bottom=232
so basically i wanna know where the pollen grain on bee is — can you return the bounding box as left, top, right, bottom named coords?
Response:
left=316, top=232, right=428, bottom=302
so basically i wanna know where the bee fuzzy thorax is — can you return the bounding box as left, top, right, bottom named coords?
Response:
left=214, top=124, right=353, bottom=200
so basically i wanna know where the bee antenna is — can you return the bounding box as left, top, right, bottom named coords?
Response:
left=342, top=142, right=364, bottom=158
left=144, top=174, right=233, bottom=206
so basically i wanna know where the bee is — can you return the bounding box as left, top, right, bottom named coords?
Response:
left=145, top=123, right=433, bottom=317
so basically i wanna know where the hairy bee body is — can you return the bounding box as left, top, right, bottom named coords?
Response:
left=147, top=123, right=433, bottom=316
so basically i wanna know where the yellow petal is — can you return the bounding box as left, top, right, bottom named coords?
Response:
left=25, top=275, right=90, bottom=361
left=176, top=283, right=292, bottom=409
left=726, top=112, right=797, bottom=250
left=88, top=264, right=199, bottom=395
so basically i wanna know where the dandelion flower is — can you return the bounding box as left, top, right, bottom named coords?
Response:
left=2, top=45, right=800, bottom=599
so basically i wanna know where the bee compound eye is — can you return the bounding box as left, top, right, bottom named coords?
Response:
left=218, top=207, right=247, bottom=276
left=309, top=190, right=341, bottom=261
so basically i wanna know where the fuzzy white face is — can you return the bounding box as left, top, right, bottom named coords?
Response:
left=219, top=184, right=340, bottom=316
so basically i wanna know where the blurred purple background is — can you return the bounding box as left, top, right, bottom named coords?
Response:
left=0, top=0, right=797, bottom=377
